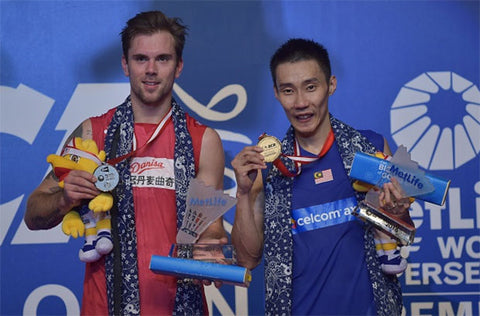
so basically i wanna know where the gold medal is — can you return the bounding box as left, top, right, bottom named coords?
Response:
left=257, top=134, right=282, bottom=162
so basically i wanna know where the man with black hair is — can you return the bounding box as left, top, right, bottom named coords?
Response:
left=232, top=38, right=409, bottom=315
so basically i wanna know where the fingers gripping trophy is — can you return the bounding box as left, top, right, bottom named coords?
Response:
left=351, top=145, right=450, bottom=274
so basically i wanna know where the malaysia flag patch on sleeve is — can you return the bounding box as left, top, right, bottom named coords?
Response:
left=314, top=169, right=334, bottom=184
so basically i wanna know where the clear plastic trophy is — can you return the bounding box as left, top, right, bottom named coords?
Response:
left=352, top=146, right=439, bottom=246
left=150, top=178, right=252, bottom=287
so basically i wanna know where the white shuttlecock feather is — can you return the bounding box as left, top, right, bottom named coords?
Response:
left=177, top=178, right=237, bottom=244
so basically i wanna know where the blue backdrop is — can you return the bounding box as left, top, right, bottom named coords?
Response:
left=1, top=1, right=479, bottom=315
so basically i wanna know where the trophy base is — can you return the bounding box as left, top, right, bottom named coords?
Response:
left=170, top=243, right=237, bottom=265
left=353, top=201, right=416, bottom=246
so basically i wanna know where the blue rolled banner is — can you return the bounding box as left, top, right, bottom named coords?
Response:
left=350, top=151, right=450, bottom=205
left=149, top=255, right=252, bottom=287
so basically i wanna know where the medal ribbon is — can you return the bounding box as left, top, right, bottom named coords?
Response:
left=274, top=128, right=334, bottom=177
left=107, top=107, right=173, bottom=166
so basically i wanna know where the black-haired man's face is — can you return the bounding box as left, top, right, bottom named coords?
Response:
left=274, top=60, right=336, bottom=140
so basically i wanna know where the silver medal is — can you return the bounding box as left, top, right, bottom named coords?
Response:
left=93, top=163, right=119, bottom=192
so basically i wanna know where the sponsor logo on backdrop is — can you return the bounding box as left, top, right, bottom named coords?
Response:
left=390, top=71, right=480, bottom=170
left=390, top=72, right=480, bottom=315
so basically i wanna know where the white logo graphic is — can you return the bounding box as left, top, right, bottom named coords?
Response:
left=0, top=84, right=66, bottom=245
left=391, top=72, right=480, bottom=170
left=23, top=284, right=80, bottom=315
left=0, top=84, right=53, bottom=145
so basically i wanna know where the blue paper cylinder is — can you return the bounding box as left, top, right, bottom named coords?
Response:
left=149, top=255, right=251, bottom=287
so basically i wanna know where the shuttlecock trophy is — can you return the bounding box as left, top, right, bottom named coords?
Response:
left=351, top=145, right=450, bottom=246
left=150, top=178, right=252, bottom=287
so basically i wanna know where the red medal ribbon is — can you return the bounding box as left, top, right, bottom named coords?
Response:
left=107, top=107, right=173, bottom=166
left=274, top=128, right=335, bottom=177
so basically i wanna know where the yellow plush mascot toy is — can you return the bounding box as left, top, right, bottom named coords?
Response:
left=47, top=137, right=114, bottom=262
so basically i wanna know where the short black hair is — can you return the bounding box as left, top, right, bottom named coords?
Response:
left=270, top=38, right=332, bottom=86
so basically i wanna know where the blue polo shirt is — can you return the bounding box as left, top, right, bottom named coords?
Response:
left=291, top=130, right=383, bottom=315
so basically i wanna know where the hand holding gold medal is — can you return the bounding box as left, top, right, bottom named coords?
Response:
left=256, top=129, right=335, bottom=178
left=257, top=133, right=282, bottom=162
